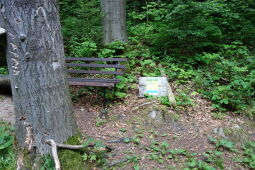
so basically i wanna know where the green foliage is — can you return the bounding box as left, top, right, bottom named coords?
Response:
left=202, top=150, right=224, bottom=169
left=239, top=141, right=255, bottom=168
left=82, top=137, right=107, bottom=165
left=71, top=41, right=97, bottom=58
left=59, top=149, right=85, bottom=170
left=0, top=122, right=15, bottom=170
left=60, top=0, right=255, bottom=115
left=59, top=0, right=102, bottom=52
left=127, top=0, right=255, bottom=114
left=175, top=89, right=195, bottom=107
left=186, top=158, right=216, bottom=170
left=40, top=155, right=55, bottom=170
left=147, top=141, right=188, bottom=164
left=95, top=118, right=106, bottom=127
left=194, top=42, right=255, bottom=113
left=129, top=0, right=255, bottom=56
left=159, top=96, right=171, bottom=106
left=208, top=137, right=235, bottom=152
left=0, top=67, right=8, bottom=75
left=59, top=136, right=107, bottom=169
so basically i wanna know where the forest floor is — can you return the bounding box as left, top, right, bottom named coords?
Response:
left=0, top=89, right=254, bottom=169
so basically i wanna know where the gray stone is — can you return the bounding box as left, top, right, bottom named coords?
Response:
left=148, top=109, right=163, bottom=122
left=232, top=124, right=241, bottom=130
left=213, top=127, right=226, bottom=138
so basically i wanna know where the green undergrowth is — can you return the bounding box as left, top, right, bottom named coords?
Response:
left=115, top=134, right=254, bottom=169
left=0, top=67, right=8, bottom=75
left=60, top=0, right=255, bottom=117
left=57, top=135, right=110, bottom=170
left=0, top=122, right=15, bottom=170
left=58, top=135, right=90, bottom=170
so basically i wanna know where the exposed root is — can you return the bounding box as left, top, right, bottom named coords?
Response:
left=46, top=139, right=113, bottom=170
left=47, top=140, right=60, bottom=170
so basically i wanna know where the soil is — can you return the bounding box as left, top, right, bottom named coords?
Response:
left=0, top=95, right=15, bottom=124
left=0, top=89, right=254, bottom=169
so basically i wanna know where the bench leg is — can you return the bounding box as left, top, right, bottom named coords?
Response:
left=100, top=88, right=108, bottom=119
left=103, top=87, right=106, bottom=108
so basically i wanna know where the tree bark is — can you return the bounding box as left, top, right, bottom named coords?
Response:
left=0, top=0, right=77, bottom=155
left=101, top=0, right=127, bottom=44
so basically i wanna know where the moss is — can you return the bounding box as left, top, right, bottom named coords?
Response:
left=22, top=149, right=34, bottom=170
left=59, top=149, right=85, bottom=170
left=58, top=134, right=93, bottom=170
left=64, top=134, right=83, bottom=145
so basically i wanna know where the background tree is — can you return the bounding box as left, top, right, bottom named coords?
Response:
left=101, top=0, right=127, bottom=44
left=0, top=0, right=77, bottom=157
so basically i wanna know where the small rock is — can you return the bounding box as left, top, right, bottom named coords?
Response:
left=232, top=124, right=241, bottom=130
left=117, top=114, right=126, bottom=120
left=148, top=109, right=163, bottom=122
left=213, top=127, right=226, bottom=138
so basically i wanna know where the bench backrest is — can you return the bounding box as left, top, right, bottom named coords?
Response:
left=65, top=57, right=127, bottom=77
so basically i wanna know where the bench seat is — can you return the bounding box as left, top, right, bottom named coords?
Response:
left=68, top=77, right=120, bottom=87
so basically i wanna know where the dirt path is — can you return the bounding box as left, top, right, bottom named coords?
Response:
left=74, top=92, right=255, bottom=169
left=1, top=92, right=254, bottom=169
left=0, top=95, right=15, bottom=124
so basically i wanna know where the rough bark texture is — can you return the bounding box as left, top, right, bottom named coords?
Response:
left=0, top=0, right=77, bottom=155
left=101, top=0, right=127, bottom=44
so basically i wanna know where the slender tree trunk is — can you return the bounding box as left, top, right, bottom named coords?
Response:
left=101, top=0, right=127, bottom=44
left=0, top=0, right=77, bottom=155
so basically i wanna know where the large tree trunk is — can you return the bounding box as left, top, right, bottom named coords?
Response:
left=101, top=0, right=127, bottom=44
left=0, top=0, right=77, bottom=155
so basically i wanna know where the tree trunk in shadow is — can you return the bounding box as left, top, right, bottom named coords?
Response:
left=101, top=0, right=127, bottom=44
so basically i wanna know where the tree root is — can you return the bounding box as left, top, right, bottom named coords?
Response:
left=46, top=139, right=113, bottom=170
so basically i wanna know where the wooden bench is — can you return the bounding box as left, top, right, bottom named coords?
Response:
left=65, top=57, right=127, bottom=89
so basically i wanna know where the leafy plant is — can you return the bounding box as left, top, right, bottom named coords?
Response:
left=187, top=158, right=216, bottom=170
left=238, top=141, right=255, bottom=168
left=95, top=118, right=106, bottom=127
left=0, top=122, right=15, bottom=170
left=202, top=150, right=224, bottom=169
left=0, top=67, right=8, bottom=75
left=208, top=137, right=236, bottom=152
left=175, top=89, right=195, bottom=107
left=82, top=137, right=107, bottom=165
left=40, top=155, right=55, bottom=170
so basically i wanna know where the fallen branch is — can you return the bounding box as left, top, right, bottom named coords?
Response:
left=46, top=139, right=113, bottom=170
left=131, top=101, right=155, bottom=111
